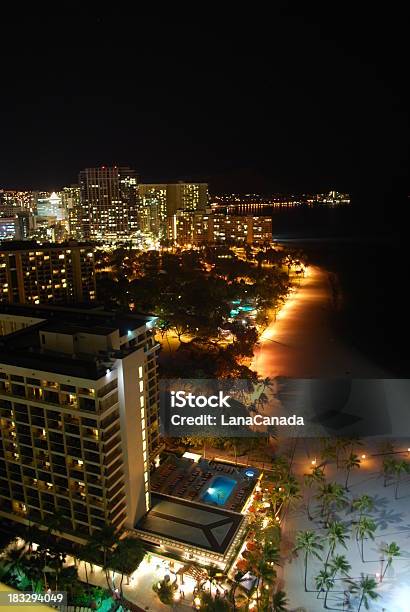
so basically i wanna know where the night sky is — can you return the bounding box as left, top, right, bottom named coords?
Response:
left=1, top=8, right=408, bottom=204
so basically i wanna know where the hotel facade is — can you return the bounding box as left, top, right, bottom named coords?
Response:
left=79, top=167, right=139, bottom=242
left=168, top=210, right=273, bottom=246
left=137, top=182, right=208, bottom=240
left=0, top=242, right=96, bottom=305
left=0, top=305, right=161, bottom=543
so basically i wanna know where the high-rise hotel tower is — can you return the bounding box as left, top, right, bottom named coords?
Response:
left=0, top=304, right=161, bottom=543
left=0, top=242, right=96, bottom=305
left=79, top=167, right=138, bottom=241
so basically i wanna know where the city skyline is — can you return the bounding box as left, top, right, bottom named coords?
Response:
left=0, top=10, right=408, bottom=210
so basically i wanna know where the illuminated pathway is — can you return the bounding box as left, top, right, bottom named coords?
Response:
left=252, top=266, right=389, bottom=378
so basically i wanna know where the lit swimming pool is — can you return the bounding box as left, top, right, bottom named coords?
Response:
left=201, top=476, right=236, bottom=506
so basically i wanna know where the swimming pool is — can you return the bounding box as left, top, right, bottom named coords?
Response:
left=201, top=476, right=236, bottom=506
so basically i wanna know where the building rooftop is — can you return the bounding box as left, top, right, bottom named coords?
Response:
left=0, top=240, right=94, bottom=252
left=0, top=303, right=155, bottom=332
left=0, top=304, right=157, bottom=379
left=136, top=494, right=244, bottom=555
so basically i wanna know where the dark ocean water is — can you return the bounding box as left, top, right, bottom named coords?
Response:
left=270, top=205, right=409, bottom=376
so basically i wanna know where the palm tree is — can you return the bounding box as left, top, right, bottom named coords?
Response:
left=391, top=460, right=410, bottom=499
left=22, top=556, right=44, bottom=593
left=222, top=438, right=243, bottom=465
left=316, top=482, right=348, bottom=525
left=247, top=550, right=276, bottom=607
left=304, top=466, right=325, bottom=520
left=35, top=547, right=51, bottom=590
left=320, top=440, right=337, bottom=470
left=328, top=554, right=351, bottom=581
left=24, top=522, right=41, bottom=553
left=199, top=591, right=230, bottom=611
left=324, top=522, right=349, bottom=569
left=3, top=546, right=26, bottom=583
left=382, top=457, right=396, bottom=487
left=114, top=537, right=144, bottom=591
left=344, top=453, right=361, bottom=490
left=59, top=565, right=79, bottom=602
left=205, top=564, right=219, bottom=592
left=271, top=589, right=289, bottom=611
left=315, top=569, right=334, bottom=608
left=47, top=550, right=66, bottom=591
left=352, top=495, right=373, bottom=520
left=334, top=438, right=351, bottom=469
left=270, top=456, right=291, bottom=481
left=346, top=436, right=363, bottom=455
left=354, top=517, right=376, bottom=562
left=380, top=542, right=401, bottom=581
left=44, top=510, right=66, bottom=541
left=273, top=474, right=301, bottom=518
left=348, top=574, right=379, bottom=611
left=90, top=524, right=117, bottom=589
left=293, top=530, right=323, bottom=592
left=78, top=540, right=100, bottom=585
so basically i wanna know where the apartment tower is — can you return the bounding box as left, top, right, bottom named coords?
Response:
left=0, top=242, right=96, bottom=305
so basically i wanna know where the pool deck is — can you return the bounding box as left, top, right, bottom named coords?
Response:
left=150, top=454, right=260, bottom=511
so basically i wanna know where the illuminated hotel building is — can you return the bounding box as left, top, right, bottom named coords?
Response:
left=0, top=216, right=30, bottom=241
left=0, top=304, right=161, bottom=542
left=0, top=191, right=35, bottom=216
left=35, top=192, right=66, bottom=221
left=60, top=186, right=83, bottom=241
left=136, top=185, right=167, bottom=238
left=0, top=242, right=96, bottom=305
left=79, top=167, right=138, bottom=241
left=137, top=182, right=208, bottom=238
left=168, top=210, right=272, bottom=246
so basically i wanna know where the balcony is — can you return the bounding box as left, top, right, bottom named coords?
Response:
left=88, top=495, right=104, bottom=509
left=87, top=473, right=103, bottom=487
left=42, top=381, right=59, bottom=390
left=78, top=388, right=95, bottom=398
